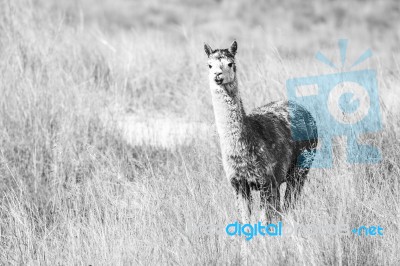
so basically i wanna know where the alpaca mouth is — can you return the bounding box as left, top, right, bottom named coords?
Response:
left=215, top=78, right=224, bottom=85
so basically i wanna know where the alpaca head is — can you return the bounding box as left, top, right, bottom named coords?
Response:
left=204, top=41, right=237, bottom=86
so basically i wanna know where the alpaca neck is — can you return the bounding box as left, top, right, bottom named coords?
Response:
left=210, top=78, right=246, bottom=155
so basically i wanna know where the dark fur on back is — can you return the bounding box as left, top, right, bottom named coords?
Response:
left=227, top=100, right=318, bottom=187
left=248, top=100, right=318, bottom=186
left=228, top=100, right=318, bottom=216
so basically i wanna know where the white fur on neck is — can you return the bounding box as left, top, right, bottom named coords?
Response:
left=209, top=78, right=247, bottom=157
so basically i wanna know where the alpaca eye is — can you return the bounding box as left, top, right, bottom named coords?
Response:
left=228, top=63, right=233, bottom=67
left=208, top=64, right=212, bottom=69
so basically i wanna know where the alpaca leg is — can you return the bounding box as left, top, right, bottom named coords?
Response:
left=283, top=182, right=295, bottom=210
left=284, top=168, right=309, bottom=209
left=232, top=180, right=252, bottom=263
left=238, top=181, right=252, bottom=223
left=232, top=179, right=252, bottom=223
left=260, top=184, right=281, bottom=221
left=283, top=182, right=293, bottom=210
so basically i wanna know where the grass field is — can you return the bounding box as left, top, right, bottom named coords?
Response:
left=0, top=0, right=400, bottom=264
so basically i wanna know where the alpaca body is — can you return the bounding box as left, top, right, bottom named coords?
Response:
left=211, top=79, right=317, bottom=187
left=205, top=41, right=318, bottom=220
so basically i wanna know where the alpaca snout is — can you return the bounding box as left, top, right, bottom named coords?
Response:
left=214, top=73, right=224, bottom=84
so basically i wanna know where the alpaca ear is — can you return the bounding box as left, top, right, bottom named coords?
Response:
left=204, top=43, right=213, bottom=57
left=229, top=40, right=237, bottom=56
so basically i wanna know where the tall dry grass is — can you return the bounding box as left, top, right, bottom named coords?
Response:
left=0, top=0, right=399, bottom=264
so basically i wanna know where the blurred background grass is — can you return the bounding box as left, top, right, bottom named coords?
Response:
left=0, top=0, right=399, bottom=264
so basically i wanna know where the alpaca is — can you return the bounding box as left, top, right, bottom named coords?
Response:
left=204, top=41, right=318, bottom=221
